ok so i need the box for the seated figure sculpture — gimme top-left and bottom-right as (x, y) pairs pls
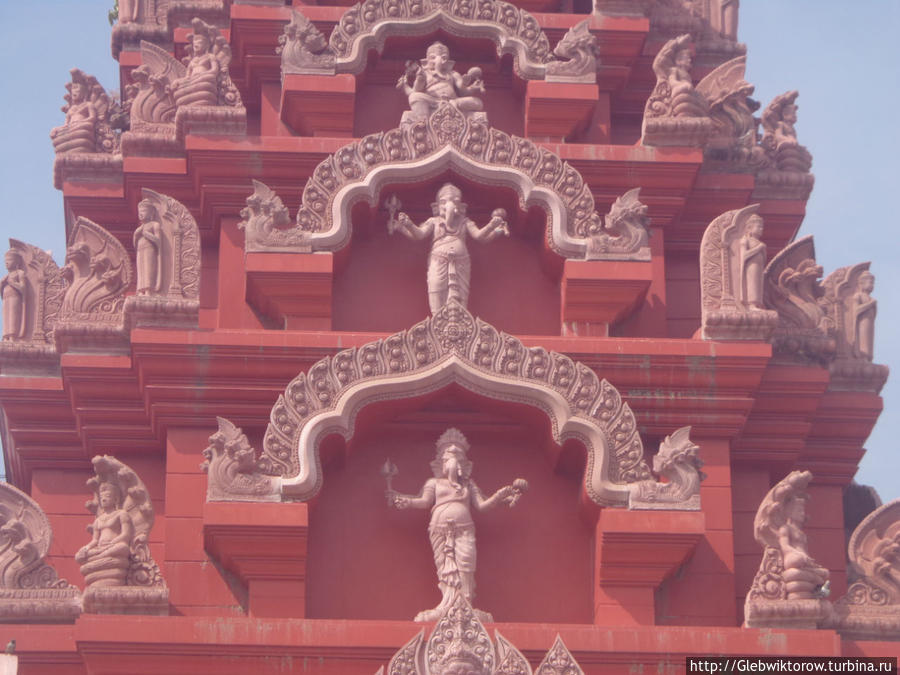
(397, 42), (485, 123)
(75, 482), (134, 588)
(387, 428), (527, 622)
(388, 183), (508, 313)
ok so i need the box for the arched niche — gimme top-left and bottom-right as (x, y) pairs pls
(328, 0), (553, 80)
(296, 104), (602, 259)
(260, 302), (651, 505)
(304, 384), (594, 623)
(331, 171), (560, 334)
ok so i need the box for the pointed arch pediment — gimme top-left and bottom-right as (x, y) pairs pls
(328, 0), (553, 79)
(293, 105), (611, 259)
(260, 303), (651, 506)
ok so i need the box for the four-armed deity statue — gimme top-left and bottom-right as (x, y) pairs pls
(387, 183), (509, 314)
(397, 42), (485, 123)
(385, 428), (528, 622)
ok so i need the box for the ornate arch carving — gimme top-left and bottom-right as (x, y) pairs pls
(291, 104), (626, 259)
(328, 0), (553, 79)
(259, 302), (651, 505)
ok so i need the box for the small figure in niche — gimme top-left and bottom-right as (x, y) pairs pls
(851, 271), (876, 361)
(387, 183), (508, 313)
(1, 250), (27, 341)
(386, 428), (528, 622)
(737, 213), (766, 311)
(397, 42), (485, 121)
(75, 482), (134, 588)
(134, 198), (163, 296)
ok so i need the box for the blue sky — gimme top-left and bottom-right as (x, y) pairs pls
(0, 1), (897, 501)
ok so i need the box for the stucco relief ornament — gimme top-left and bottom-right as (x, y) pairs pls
(755, 91), (814, 200)
(54, 218), (132, 353)
(76, 456), (168, 615)
(699, 204), (778, 340)
(629, 426), (705, 510)
(398, 42), (486, 126)
(124, 189), (201, 329)
(695, 56), (767, 170)
(259, 302), (651, 504)
(120, 41), (182, 157)
(168, 18), (247, 140)
(641, 35), (713, 147)
(386, 428), (528, 622)
(201, 417), (280, 502)
(377, 592), (585, 675)
(545, 20), (598, 84)
(289, 104), (624, 260)
(386, 184), (509, 313)
(328, 0), (552, 80)
(586, 188), (651, 260)
(0, 482), (81, 622)
(744, 470), (832, 629)
(238, 180), (305, 252)
(0, 241), (65, 375)
(50, 69), (124, 189)
(278, 10), (336, 76)
(831, 499), (900, 640)
(763, 236), (836, 365)
(819, 264), (888, 392)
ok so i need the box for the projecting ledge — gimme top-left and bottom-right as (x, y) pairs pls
(596, 508), (705, 587)
(203, 501), (308, 618)
(562, 259), (653, 334)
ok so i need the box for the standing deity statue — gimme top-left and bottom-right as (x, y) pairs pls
(1, 250), (27, 341)
(134, 198), (163, 296)
(736, 213), (766, 310)
(397, 42), (485, 122)
(117, 0), (140, 24)
(387, 183), (509, 313)
(386, 428), (527, 622)
(851, 271), (876, 361)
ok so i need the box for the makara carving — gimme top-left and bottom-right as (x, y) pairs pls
(0, 482), (81, 622)
(124, 189), (201, 328)
(586, 188), (651, 260)
(239, 180), (301, 252)
(386, 183), (509, 313)
(201, 417), (280, 502)
(280, 104), (639, 261)
(831, 499), (900, 640)
(259, 302), (651, 505)
(0, 241), (65, 374)
(75, 456), (168, 614)
(398, 42), (486, 126)
(50, 69), (124, 189)
(699, 204), (778, 340)
(744, 470), (832, 629)
(545, 19), (598, 84)
(629, 426), (704, 510)
(328, 0), (552, 80)
(385, 428), (527, 622)
(641, 34), (713, 147)
(378, 592), (585, 675)
(278, 10), (335, 76)
(819, 264), (887, 390)
(53, 218), (131, 352)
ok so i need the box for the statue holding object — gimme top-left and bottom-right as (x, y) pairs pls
(386, 183), (509, 314)
(385, 428), (528, 622)
(397, 42), (485, 124)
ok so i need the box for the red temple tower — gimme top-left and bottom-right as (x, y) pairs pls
(0, 0), (897, 672)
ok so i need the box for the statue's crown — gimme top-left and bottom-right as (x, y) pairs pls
(436, 427), (469, 452)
